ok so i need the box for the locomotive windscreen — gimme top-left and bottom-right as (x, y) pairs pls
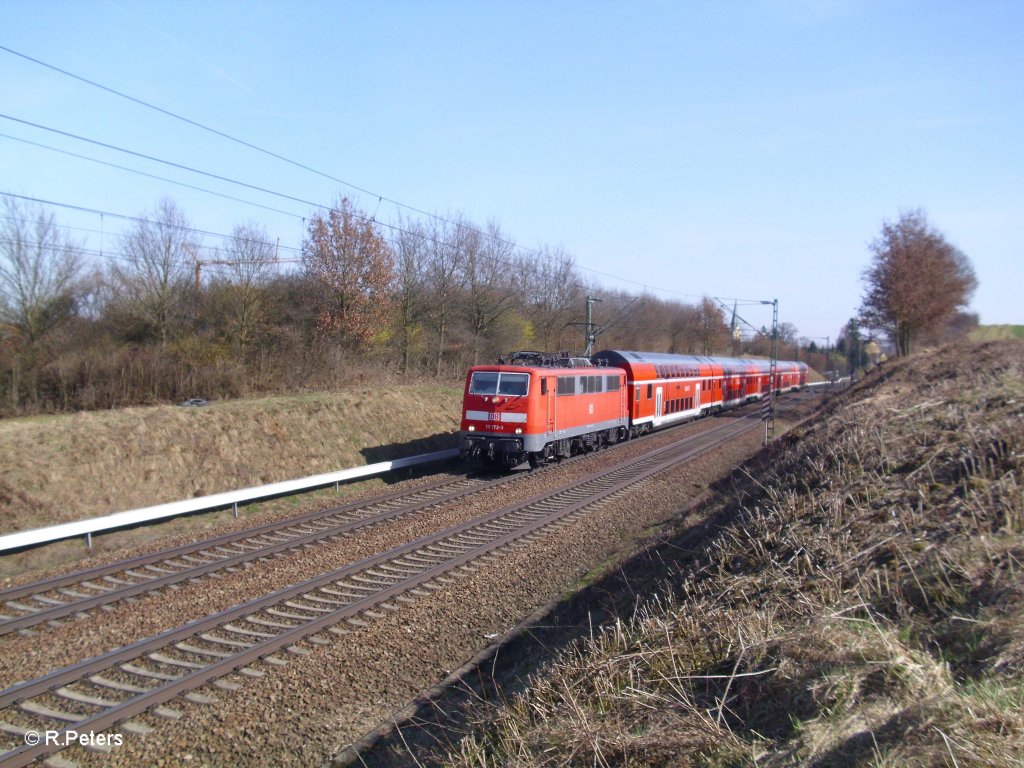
(469, 371), (530, 396)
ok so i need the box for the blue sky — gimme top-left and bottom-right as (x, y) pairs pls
(2, 0), (1021, 342)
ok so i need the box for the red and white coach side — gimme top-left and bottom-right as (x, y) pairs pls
(592, 350), (807, 433)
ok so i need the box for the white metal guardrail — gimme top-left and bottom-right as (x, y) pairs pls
(0, 448), (459, 554)
(806, 378), (848, 388)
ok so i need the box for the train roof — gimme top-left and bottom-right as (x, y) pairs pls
(592, 350), (806, 372)
(468, 362), (623, 374)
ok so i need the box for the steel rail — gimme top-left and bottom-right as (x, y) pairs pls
(0, 416), (758, 767)
(0, 473), (461, 603)
(0, 472), (517, 636)
(0, 403), (738, 635)
(0, 418), (743, 706)
(1, 392), (815, 636)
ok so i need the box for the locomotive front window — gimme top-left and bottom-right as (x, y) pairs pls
(497, 373), (529, 396)
(469, 372), (499, 395)
(469, 371), (530, 396)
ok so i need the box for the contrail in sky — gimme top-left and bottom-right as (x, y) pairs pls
(104, 0), (253, 93)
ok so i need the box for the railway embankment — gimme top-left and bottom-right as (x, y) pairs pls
(0, 384), (462, 579)
(424, 340), (1024, 767)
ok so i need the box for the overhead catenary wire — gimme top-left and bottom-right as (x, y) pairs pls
(0, 235), (300, 268)
(0, 44), (710, 303)
(0, 45), (544, 263)
(0, 131), (305, 221)
(0, 186), (506, 274)
(0, 191), (302, 258)
(3, 184), (748, 314)
(1, 137), (693, 300)
(0, 116), (522, 271)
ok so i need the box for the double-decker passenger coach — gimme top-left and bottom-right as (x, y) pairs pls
(593, 349), (808, 433)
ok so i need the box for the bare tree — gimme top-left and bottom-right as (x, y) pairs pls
(302, 198), (394, 350)
(423, 215), (468, 376)
(860, 209), (977, 356)
(520, 247), (584, 352)
(0, 198), (85, 410)
(390, 215), (432, 374)
(696, 296), (730, 355)
(0, 197), (83, 345)
(461, 220), (517, 365)
(220, 222), (276, 346)
(113, 197), (197, 346)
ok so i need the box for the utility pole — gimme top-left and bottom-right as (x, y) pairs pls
(191, 253), (238, 327)
(729, 301), (740, 356)
(583, 296), (602, 356)
(573, 295), (639, 358)
(826, 335), (831, 383)
(762, 299), (778, 443)
(806, 336), (830, 384)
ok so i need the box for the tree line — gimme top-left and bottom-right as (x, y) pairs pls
(0, 195), (977, 416)
(0, 195), (763, 415)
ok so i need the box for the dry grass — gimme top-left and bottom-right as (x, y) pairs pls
(0, 385), (461, 578)
(970, 325), (1024, 342)
(442, 340), (1024, 767)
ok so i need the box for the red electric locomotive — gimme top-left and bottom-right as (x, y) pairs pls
(459, 352), (629, 469)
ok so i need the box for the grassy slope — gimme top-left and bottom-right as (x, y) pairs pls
(445, 340), (1024, 767)
(971, 325), (1024, 341)
(0, 385), (462, 537)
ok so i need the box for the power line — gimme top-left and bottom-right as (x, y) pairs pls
(0, 113), (325, 215)
(0, 131), (304, 221)
(0, 238), (302, 275)
(0, 116), (518, 270)
(1, 191), (302, 255)
(0, 46), (390, 205)
(0, 44), (538, 261)
(3, 111), (640, 290)
(0, 44), (710, 303)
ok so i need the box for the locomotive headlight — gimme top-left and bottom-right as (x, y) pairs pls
(515, 427), (523, 434)
(468, 425), (475, 431)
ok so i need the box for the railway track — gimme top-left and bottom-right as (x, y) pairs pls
(0, 413), (760, 767)
(0, 392), (800, 637)
(0, 472), (519, 637)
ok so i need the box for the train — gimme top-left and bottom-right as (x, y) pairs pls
(459, 349), (808, 469)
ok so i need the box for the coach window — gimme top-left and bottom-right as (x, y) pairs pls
(647, 383), (653, 399)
